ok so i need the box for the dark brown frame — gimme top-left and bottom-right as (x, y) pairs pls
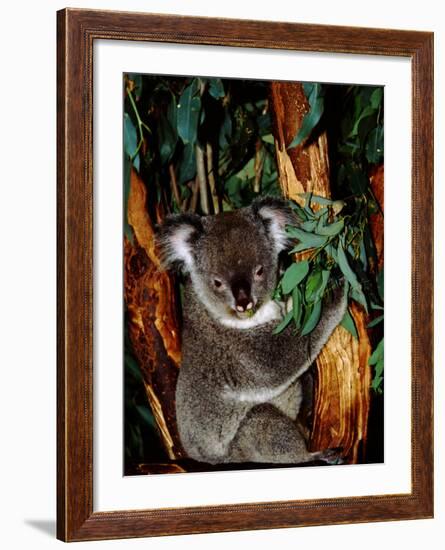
(57, 8), (434, 542)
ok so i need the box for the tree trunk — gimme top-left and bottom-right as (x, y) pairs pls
(270, 82), (372, 463)
(124, 168), (185, 461)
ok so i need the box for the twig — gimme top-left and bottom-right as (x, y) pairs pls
(206, 143), (220, 214)
(126, 86), (150, 159)
(168, 164), (183, 212)
(190, 176), (200, 213)
(195, 144), (210, 214)
(253, 138), (264, 193)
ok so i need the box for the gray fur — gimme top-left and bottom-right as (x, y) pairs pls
(156, 197), (347, 465)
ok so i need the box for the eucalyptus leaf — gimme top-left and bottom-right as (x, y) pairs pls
(301, 300), (322, 336)
(219, 109), (233, 149)
(273, 309), (293, 334)
(290, 202), (309, 221)
(371, 375), (383, 392)
(369, 338), (384, 366)
(281, 261), (309, 294)
(337, 240), (360, 289)
(123, 155), (133, 244)
(350, 286), (368, 312)
(316, 219), (345, 236)
(288, 85), (324, 149)
(301, 220), (318, 232)
(377, 267), (384, 301)
(315, 270), (331, 301)
(370, 87), (383, 109)
(367, 314), (384, 328)
(177, 142), (196, 184)
(292, 286), (302, 329)
(349, 105), (375, 137)
(340, 309), (358, 339)
(208, 78), (225, 99)
(124, 113), (138, 159)
(177, 79), (201, 145)
(365, 126), (384, 164)
(136, 405), (157, 429)
(300, 193), (334, 206)
(305, 270), (323, 303)
(286, 227), (328, 248)
(262, 133), (275, 145)
(157, 113), (177, 165)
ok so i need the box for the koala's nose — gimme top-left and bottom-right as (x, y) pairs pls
(231, 278), (253, 312)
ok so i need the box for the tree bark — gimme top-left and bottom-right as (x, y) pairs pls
(124, 168), (185, 460)
(270, 81), (372, 463)
(369, 164), (384, 271)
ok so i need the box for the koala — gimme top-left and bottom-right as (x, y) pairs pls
(156, 197), (347, 465)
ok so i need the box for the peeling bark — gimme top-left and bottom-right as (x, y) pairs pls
(125, 168), (184, 460)
(369, 164), (384, 271)
(270, 81), (372, 463)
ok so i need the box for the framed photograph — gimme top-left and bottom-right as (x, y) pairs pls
(57, 8), (433, 542)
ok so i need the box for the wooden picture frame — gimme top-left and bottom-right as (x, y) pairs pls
(57, 8), (434, 542)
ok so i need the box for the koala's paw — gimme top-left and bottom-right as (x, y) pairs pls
(315, 447), (344, 465)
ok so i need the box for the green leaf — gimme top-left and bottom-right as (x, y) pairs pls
(377, 267), (384, 301)
(123, 155), (134, 243)
(136, 404), (157, 430)
(290, 202), (309, 221)
(286, 226), (328, 249)
(337, 240), (368, 312)
(301, 220), (318, 232)
(349, 105), (375, 137)
(300, 193), (334, 206)
(315, 209), (329, 231)
(124, 113), (139, 169)
(371, 374), (383, 392)
(157, 113), (177, 165)
(261, 133), (275, 145)
(288, 84), (325, 149)
(337, 240), (360, 289)
(365, 126), (384, 164)
(301, 300), (322, 335)
(166, 92), (178, 130)
(350, 286), (368, 312)
(208, 78), (225, 99)
(125, 351), (142, 382)
(273, 309), (293, 334)
(292, 286), (303, 329)
(219, 109), (233, 149)
(367, 314), (384, 328)
(177, 79), (201, 145)
(235, 157), (255, 181)
(370, 87), (383, 109)
(305, 270), (322, 303)
(316, 219), (345, 236)
(341, 309), (358, 339)
(127, 74), (143, 97)
(369, 338), (384, 365)
(281, 261), (309, 294)
(177, 142), (196, 184)
(316, 270), (331, 301)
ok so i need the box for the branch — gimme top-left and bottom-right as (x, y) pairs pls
(168, 163), (183, 212)
(206, 143), (220, 213)
(195, 144), (210, 214)
(190, 176), (200, 213)
(253, 138), (264, 193)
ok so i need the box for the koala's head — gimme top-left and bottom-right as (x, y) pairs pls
(156, 197), (296, 322)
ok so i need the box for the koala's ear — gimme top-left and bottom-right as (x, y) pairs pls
(251, 196), (297, 253)
(155, 213), (204, 272)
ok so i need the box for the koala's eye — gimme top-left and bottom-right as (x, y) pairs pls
(214, 278), (222, 288)
(255, 266), (264, 278)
